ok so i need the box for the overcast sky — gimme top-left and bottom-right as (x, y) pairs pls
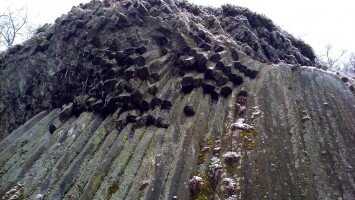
(1, 0), (354, 59)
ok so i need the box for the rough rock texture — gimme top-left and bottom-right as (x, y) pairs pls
(0, 0), (354, 199)
(0, 0), (317, 140)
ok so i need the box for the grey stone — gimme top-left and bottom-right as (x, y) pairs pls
(137, 3), (148, 16)
(59, 103), (73, 122)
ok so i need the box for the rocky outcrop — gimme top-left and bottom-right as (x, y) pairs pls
(0, 0), (316, 140)
(0, 62), (354, 200)
(0, 0), (354, 199)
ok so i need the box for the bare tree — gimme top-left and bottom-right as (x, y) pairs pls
(318, 44), (347, 70)
(343, 53), (355, 75)
(0, 7), (29, 48)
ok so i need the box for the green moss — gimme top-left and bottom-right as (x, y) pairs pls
(240, 129), (257, 150)
(92, 132), (104, 145)
(226, 165), (237, 174)
(19, 148), (27, 155)
(18, 187), (25, 200)
(84, 172), (105, 199)
(197, 153), (206, 165)
(92, 173), (105, 189)
(138, 190), (145, 199)
(107, 180), (119, 199)
(206, 138), (213, 148)
(191, 172), (213, 200)
(194, 194), (208, 200)
(291, 72), (297, 82)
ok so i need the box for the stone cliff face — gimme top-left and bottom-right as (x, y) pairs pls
(0, 0), (354, 199)
(0, 0), (317, 140)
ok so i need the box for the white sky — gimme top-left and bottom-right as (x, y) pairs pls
(1, 0), (354, 58)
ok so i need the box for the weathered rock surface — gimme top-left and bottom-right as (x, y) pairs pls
(0, 0), (354, 199)
(0, 0), (317, 139)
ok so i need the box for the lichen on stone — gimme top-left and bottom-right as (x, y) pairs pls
(189, 173), (213, 200)
(106, 180), (119, 199)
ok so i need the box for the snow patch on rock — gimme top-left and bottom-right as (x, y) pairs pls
(251, 106), (262, 119)
(231, 118), (254, 130)
(36, 194), (44, 200)
(223, 151), (241, 164)
(189, 176), (203, 183)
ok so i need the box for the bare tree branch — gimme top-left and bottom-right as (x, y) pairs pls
(343, 53), (355, 75)
(0, 7), (30, 48)
(318, 44), (347, 70)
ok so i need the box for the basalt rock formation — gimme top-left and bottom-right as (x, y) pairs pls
(0, 0), (354, 199)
